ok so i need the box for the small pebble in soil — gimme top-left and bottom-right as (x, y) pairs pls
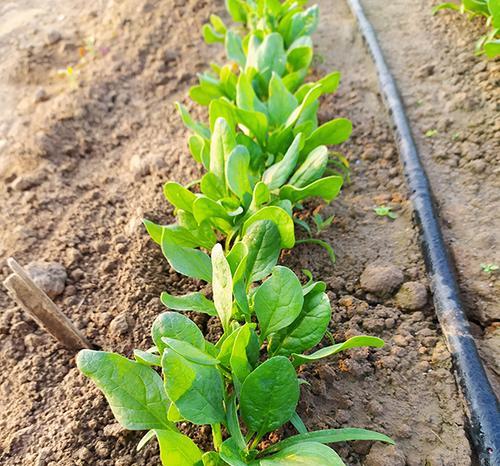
(45, 30), (62, 45)
(364, 444), (406, 466)
(34, 88), (49, 103)
(26, 261), (67, 299)
(103, 422), (124, 437)
(109, 313), (130, 336)
(70, 268), (84, 281)
(395, 281), (427, 311)
(360, 263), (404, 297)
(416, 64), (435, 78)
(10, 173), (44, 191)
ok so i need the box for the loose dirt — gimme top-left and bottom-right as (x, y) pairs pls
(0, 0), (495, 464)
(360, 0), (500, 394)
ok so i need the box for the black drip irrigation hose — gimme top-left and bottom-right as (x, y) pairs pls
(345, 0), (500, 464)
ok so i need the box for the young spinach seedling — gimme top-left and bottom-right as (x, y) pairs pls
(374, 205), (397, 220)
(481, 263), (499, 275)
(313, 213), (335, 234)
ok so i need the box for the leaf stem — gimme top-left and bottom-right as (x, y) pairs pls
(295, 238), (336, 264)
(248, 432), (263, 452)
(212, 423), (223, 451)
(225, 228), (236, 254)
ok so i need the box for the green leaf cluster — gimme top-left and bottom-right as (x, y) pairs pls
(77, 2), (394, 464)
(77, 222), (391, 465)
(433, 0), (500, 57)
(146, 0), (353, 261)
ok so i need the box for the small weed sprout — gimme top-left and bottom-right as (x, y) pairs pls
(481, 263), (499, 275)
(374, 205), (397, 220)
(314, 213), (335, 234)
(425, 129), (438, 137)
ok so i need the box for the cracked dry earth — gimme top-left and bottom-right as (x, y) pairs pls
(0, 0), (496, 465)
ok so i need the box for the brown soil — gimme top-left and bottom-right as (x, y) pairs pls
(0, 0), (496, 465)
(361, 0), (500, 396)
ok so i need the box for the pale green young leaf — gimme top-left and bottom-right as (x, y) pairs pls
(160, 291), (217, 316)
(279, 175), (343, 203)
(133, 349), (161, 367)
(234, 106), (268, 145)
(202, 24), (224, 44)
(225, 30), (246, 67)
(161, 233), (212, 282)
(243, 206), (295, 249)
(259, 442), (345, 465)
(248, 181), (270, 213)
(226, 241), (247, 275)
(484, 39), (500, 58)
(251, 209), (292, 245)
(153, 223), (210, 249)
(202, 451), (226, 466)
(151, 311), (205, 353)
(220, 438), (248, 466)
(210, 14), (226, 34)
(209, 98), (238, 132)
(268, 72), (298, 127)
(233, 252), (250, 317)
(236, 72), (267, 114)
(193, 196), (233, 233)
(200, 172), (226, 200)
(217, 325), (242, 367)
(167, 403), (183, 422)
(212, 243), (233, 331)
(176, 102), (210, 139)
(225, 0), (247, 23)
(230, 323), (259, 387)
(301, 118), (352, 155)
(283, 68), (308, 93)
(318, 70), (341, 93)
(262, 133), (303, 190)
(163, 182), (197, 213)
(210, 117), (237, 186)
(143, 218), (164, 245)
(288, 145), (328, 188)
(286, 36), (313, 72)
(246, 32), (286, 84)
(226, 145), (252, 199)
(162, 337), (220, 366)
(154, 429), (203, 466)
(285, 84), (322, 128)
(261, 428), (394, 456)
(294, 71), (341, 103)
(188, 134), (205, 164)
(292, 335), (385, 366)
(226, 395), (246, 451)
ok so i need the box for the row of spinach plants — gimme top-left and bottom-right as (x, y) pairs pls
(77, 1), (393, 464)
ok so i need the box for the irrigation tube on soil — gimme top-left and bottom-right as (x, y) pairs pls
(345, 0), (500, 464)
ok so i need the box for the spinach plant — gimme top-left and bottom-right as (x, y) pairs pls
(148, 0), (352, 262)
(78, 222), (392, 465)
(77, 1), (396, 464)
(144, 116), (345, 262)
